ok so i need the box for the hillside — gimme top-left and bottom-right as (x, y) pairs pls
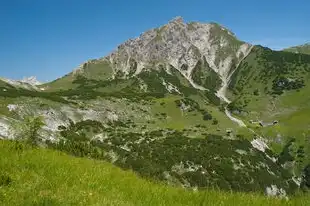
(0, 17), (310, 197)
(283, 44), (310, 55)
(0, 140), (309, 206)
(228, 46), (310, 173)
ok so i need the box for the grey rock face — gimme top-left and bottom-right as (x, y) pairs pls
(104, 17), (252, 89)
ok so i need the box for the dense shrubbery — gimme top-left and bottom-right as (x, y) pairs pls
(0, 173), (12, 187)
(229, 46), (310, 98)
(191, 59), (222, 90)
(137, 67), (199, 97)
(55, 86), (164, 102)
(272, 76), (305, 95)
(301, 164), (310, 190)
(58, 119), (105, 142)
(0, 87), (70, 104)
(202, 90), (221, 106)
(175, 98), (214, 120)
(0, 73), (167, 105)
(47, 120), (298, 194)
(227, 101), (244, 113)
(203, 112), (212, 121)
(277, 139), (295, 165)
(49, 140), (104, 159)
(137, 71), (167, 94)
(0, 65), (221, 109)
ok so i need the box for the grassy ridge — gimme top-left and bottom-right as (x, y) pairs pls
(0, 140), (309, 206)
(283, 44), (310, 55)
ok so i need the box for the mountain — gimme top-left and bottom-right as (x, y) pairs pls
(20, 76), (42, 85)
(43, 17), (252, 92)
(283, 43), (310, 55)
(105, 17), (251, 89)
(0, 76), (42, 91)
(0, 17), (309, 197)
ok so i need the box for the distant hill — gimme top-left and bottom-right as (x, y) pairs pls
(283, 43), (310, 55)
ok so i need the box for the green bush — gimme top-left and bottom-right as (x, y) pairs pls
(48, 124), (297, 194)
(0, 173), (12, 187)
(12, 116), (45, 146)
(212, 119), (219, 125)
(203, 112), (213, 121)
(253, 89), (259, 96)
(301, 164), (310, 190)
(272, 76), (305, 95)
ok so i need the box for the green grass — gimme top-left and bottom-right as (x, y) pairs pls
(0, 97), (13, 117)
(149, 95), (237, 135)
(80, 60), (113, 81)
(0, 79), (8, 87)
(229, 80), (310, 164)
(151, 95), (196, 130)
(41, 73), (78, 92)
(41, 60), (113, 92)
(0, 140), (309, 206)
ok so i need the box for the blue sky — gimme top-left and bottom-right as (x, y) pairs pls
(0, 0), (309, 81)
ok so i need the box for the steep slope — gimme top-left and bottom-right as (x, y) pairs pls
(29, 17), (253, 138)
(41, 60), (114, 91)
(20, 76), (42, 85)
(0, 79), (7, 87)
(2, 140), (309, 206)
(38, 17), (253, 131)
(105, 17), (251, 90)
(228, 45), (310, 174)
(43, 17), (251, 93)
(283, 43), (310, 55)
(49, 123), (300, 195)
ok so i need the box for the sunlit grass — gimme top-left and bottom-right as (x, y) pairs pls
(0, 140), (309, 206)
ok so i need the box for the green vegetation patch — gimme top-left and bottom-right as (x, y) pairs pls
(2, 140), (308, 205)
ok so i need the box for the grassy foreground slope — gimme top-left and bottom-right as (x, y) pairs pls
(0, 140), (309, 206)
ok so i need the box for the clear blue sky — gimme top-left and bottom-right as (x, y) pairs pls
(0, 0), (309, 81)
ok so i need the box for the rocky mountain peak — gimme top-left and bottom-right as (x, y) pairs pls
(0, 76), (42, 91)
(104, 17), (252, 90)
(20, 76), (42, 86)
(0, 76), (41, 86)
(168, 16), (185, 25)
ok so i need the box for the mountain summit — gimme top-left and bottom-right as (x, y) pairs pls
(105, 17), (252, 91)
(0, 76), (42, 90)
(20, 76), (42, 85)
